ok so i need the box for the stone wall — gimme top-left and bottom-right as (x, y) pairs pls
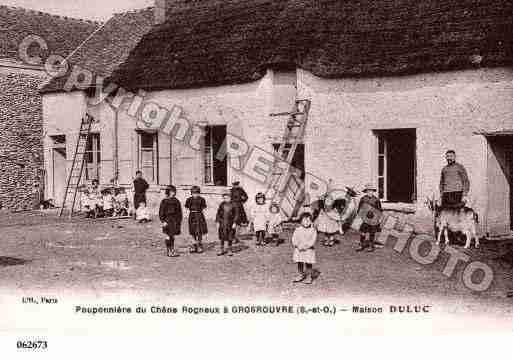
(0, 66), (46, 211)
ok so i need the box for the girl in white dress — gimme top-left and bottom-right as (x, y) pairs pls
(251, 192), (269, 246)
(268, 203), (285, 246)
(315, 194), (340, 247)
(292, 212), (318, 284)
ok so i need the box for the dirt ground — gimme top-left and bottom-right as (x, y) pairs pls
(1, 210), (512, 314)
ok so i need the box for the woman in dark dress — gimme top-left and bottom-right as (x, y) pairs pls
(133, 170), (149, 213)
(159, 185), (182, 257)
(185, 186), (208, 254)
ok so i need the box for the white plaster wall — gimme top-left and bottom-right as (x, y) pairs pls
(297, 67), (513, 230)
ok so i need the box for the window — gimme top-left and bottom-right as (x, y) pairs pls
(139, 132), (158, 183)
(374, 129), (416, 203)
(50, 135), (66, 157)
(85, 133), (100, 181)
(204, 125), (227, 186)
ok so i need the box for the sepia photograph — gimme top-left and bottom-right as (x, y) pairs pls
(0, 0), (512, 356)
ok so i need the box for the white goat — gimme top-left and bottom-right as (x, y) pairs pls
(425, 197), (479, 249)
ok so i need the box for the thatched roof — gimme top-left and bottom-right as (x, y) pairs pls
(41, 7), (155, 93)
(0, 6), (99, 61)
(110, 0), (513, 91)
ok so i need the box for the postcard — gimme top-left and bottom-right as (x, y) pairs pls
(0, 0), (512, 357)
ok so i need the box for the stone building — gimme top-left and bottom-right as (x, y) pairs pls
(0, 6), (98, 211)
(41, 0), (513, 236)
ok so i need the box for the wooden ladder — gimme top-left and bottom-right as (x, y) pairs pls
(59, 114), (93, 218)
(266, 99), (311, 219)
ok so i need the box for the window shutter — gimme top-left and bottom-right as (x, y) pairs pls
(158, 132), (171, 186)
(172, 137), (202, 186)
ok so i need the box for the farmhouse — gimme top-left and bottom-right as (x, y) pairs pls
(40, 0), (513, 236)
(0, 6), (98, 211)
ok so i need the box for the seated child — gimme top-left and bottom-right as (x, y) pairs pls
(251, 192), (269, 246)
(88, 187), (102, 218)
(136, 202), (151, 223)
(268, 203), (285, 246)
(102, 189), (114, 217)
(80, 189), (94, 218)
(292, 212), (318, 285)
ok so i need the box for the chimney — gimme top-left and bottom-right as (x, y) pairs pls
(154, 0), (167, 25)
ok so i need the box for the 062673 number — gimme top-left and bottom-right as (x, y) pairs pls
(17, 340), (48, 350)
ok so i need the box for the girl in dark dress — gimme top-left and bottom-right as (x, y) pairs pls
(185, 186), (208, 254)
(159, 185), (182, 257)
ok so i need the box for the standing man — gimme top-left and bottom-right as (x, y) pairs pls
(439, 150), (470, 209)
(133, 170), (149, 213)
(230, 181), (249, 226)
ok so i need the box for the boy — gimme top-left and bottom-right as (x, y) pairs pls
(356, 183), (382, 252)
(215, 191), (237, 256)
(292, 212), (318, 285)
(185, 186), (208, 254)
(159, 185), (183, 257)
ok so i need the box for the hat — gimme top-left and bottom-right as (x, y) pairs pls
(190, 185), (201, 194)
(345, 186), (358, 197)
(363, 183), (377, 192)
(269, 203), (280, 212)
(232, 181), (240, 186)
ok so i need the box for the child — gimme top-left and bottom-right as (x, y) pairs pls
(88, 185), (102, 218)
(185, 185), (208, 254)
(159, 185), (183, 257)
(315, 194), (340, 247)
(268, 203), (285, 246)
(114, 188), (129, 217)
(356, 183), (382, 252)
(102, 188), (114, 217)
(292, 212), (318, 284)
(80, 188), (93, 218)
(215, 191), (237, 256)
(251, 192), (268, 246)
(136, 202), (151, 223)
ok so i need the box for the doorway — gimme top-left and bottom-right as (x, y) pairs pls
(52, 148), (67, 205)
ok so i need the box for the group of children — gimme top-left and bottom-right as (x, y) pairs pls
(81, 184), (130, 219)
(291, 183), (382, 284)
(156, 181), (384, 285)
(158, 185), (287, 258)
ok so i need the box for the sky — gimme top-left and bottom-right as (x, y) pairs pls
(0, 0), (153, 20)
